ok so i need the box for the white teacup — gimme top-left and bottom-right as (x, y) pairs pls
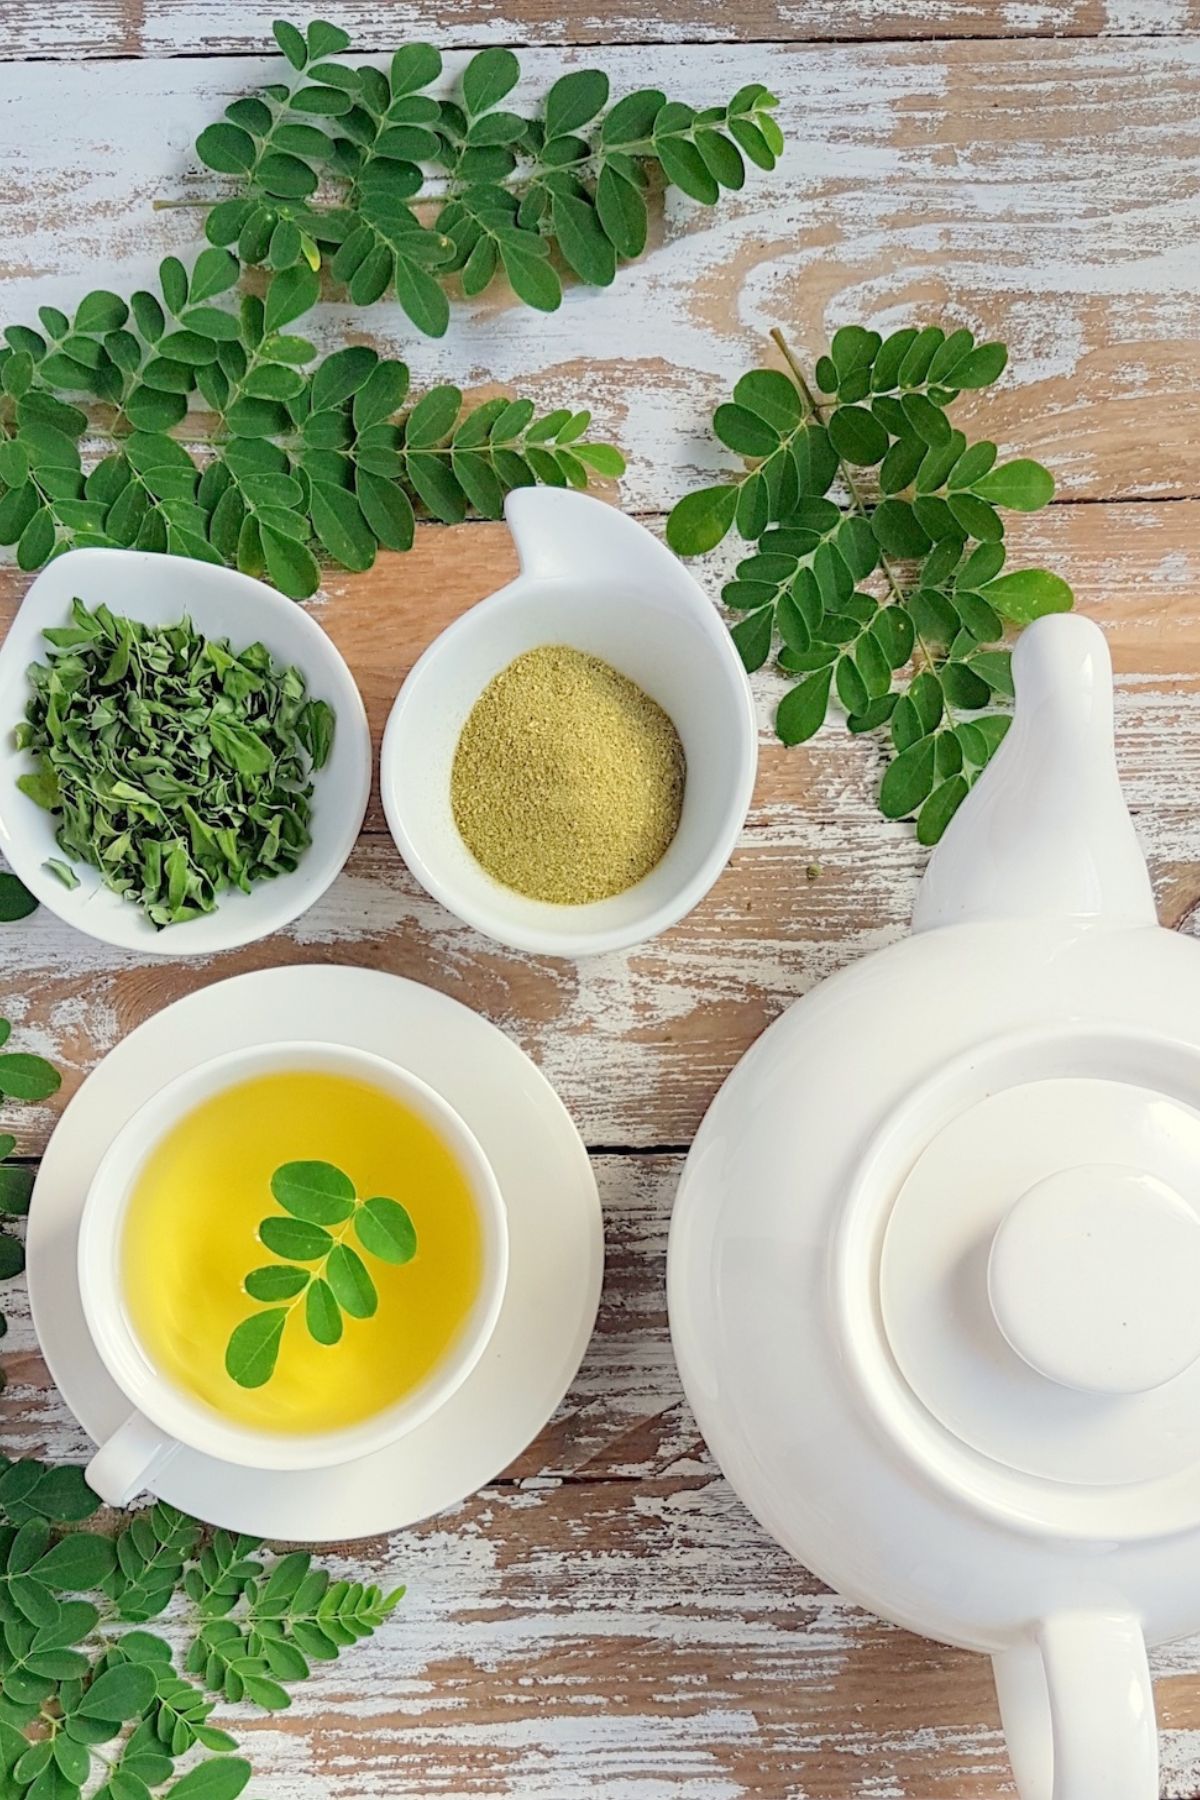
(78, 1041), (509, 1505)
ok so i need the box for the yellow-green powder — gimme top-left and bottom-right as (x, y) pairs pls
(451, 645), (685, 905)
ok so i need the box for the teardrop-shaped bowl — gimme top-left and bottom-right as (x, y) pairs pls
(381, 491), (757, 957)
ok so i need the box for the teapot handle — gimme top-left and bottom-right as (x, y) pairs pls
(992, 1610), (1157, 1800)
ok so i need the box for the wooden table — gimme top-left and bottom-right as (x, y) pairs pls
(2, 2), (1200, 1794)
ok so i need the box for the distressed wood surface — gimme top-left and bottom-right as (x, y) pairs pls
(2, 39), (1200, 508)
(3, 500), (1200, 1160)
(2, 11), (1200, 1799)
(6, 1157), (1200, 1798)
(2, 0), (1198, 60)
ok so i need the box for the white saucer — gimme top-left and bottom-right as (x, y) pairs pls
(27, 964), (603, 1540)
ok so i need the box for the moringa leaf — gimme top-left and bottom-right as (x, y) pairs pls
(325, 1243), (377, 1319)
(308, 482), (376, 571)
(0, 1167), (33, 1216)
(244, 1264), (310, 1301)
(462, 48), (520, 117)
(196, 124), (257, 175)
(0, 1054), (60, 1102)
(879, 736), (937, 820)
(74, 1659), (156, 1720)
(264, 266), (320, 334)
(261, 526), (320, 599)
(34, 1532), (116, 1591)
(498, 237), (562, 312)
(979, 567), (1073, 624)
(258, 1216), (332, 1262)
(545, 69), (609, 138)
(305, 1279), (342, 1345)
(0, 875), (37, 921)
(165, 1758), (253, 1800)
(971, 458), (1054, 511)
(917, 774), (969, 846)
(224, 1310), (287, 1388)
(665, 484), (738, 555)
(776, 667), (832, 746)
(353, 1196), (417, 1265)
(270, 1161), (355, 1225)
(828, 405), (888, 466)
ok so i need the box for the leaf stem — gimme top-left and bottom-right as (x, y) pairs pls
(277, 1205), (358, 1328)
(769, 327), (905, 607)
(163, 118), (706, 221)
(769, 325), (954, 717)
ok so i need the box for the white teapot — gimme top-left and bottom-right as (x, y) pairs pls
(668, 613), (1200, 1799)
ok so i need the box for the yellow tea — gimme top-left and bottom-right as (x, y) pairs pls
(121, 1068), (484, 1434)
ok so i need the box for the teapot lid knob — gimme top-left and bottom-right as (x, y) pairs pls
(987, 1166), (1200, 1395)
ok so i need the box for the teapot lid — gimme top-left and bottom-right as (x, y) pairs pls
(844, 617), (1200, 1514)
(865, 1036), (1200, 1494)
(670, 974), (1200, 1659)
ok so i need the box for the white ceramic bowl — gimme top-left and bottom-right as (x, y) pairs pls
(79, 1038), (509, 1500)
(381, 490), (758, 957)
(0, 547), (370, 955)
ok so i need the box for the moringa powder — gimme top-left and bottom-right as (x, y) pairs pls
(450, 644), (685, 905)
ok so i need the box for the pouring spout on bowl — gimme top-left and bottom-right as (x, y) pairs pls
(505, 488), (726, 635)
(912, 614), (1156, 934)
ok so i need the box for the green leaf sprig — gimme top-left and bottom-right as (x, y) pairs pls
(226, 1160), (417, 1388)
(195, 23), (783, 324)
(15, 599), (336, 925)
(0, 267), (626, 597)
(666, 322), (1073, 842)
(0, 19), (782, 596)
(184, 1548), (400, 1707)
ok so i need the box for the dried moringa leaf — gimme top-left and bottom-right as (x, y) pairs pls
(14, 598), (336, 927)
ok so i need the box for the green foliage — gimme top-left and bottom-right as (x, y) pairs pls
(226, 1161), (417, 1386)
(0, 16), (785, 595)
(181, 1533), (263, 1623)
(196, 23), (783, 324)
(106, 1506), (202, 1623)
(0, 878), (36, 923)
(184, 1550), (403, 1705)
(666, 323), (1073, 840)
(0, 1039), (59, 1105)
(0, 1511), (402, 1797)
(0, 1461), (98, 1528)
(16, 599), (336, 924)
(0, 274), (624, 596)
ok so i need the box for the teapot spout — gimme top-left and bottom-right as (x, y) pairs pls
(912, 614), (1156, 933)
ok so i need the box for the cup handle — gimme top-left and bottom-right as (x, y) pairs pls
(85, 1411), (180, 1507)
(993, 1610), (1158, 1800)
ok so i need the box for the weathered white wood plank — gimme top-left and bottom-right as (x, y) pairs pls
(2, 23), (1199, 1799)
(4, 1155), (1200, 1798)
(0, 0), (1196, 61)
(3, 499), (1199, 1157)
(0, 39), (1197, 507)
